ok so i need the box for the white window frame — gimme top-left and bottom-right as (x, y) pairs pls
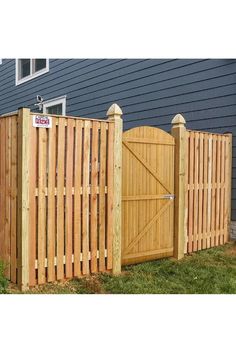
(43, 96), (67, 116)
(15, 59), (49, 86)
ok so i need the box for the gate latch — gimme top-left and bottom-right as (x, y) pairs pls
(162, 194), (175, 200)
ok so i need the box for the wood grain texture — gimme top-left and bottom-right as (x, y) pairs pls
(122, 126), (174, 265)
(90, 121), (99, 273)
(82, 121), (90, 275)
(28, 122), (37, 286)
(56, 118), (65, 280)
(10, 117), (18, 283)
(98, 122), (106, 272)
(47, 119), (56, 282)
(171, 115), (187, 259)
(106, 123), (115, 270)
(107, 105), (123, 274)
(65, 119), (74, 278)
(37, 127), (47, 285)
(73, 120), (83, 277)
(17, 109), (30, 290)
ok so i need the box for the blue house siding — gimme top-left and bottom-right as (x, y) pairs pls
(0, 58), (236, 218)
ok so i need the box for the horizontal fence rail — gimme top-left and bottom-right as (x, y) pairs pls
(185, 130), (232, 253)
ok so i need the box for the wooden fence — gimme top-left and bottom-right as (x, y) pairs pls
(0, 106), (232, 290)
(185, 130), (232, 253)
(0, 105), (123, 290)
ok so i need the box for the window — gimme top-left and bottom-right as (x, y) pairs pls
(43, 96), (66, 116)
(16, 59), (49, 85)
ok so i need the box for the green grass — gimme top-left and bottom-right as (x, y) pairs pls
(4, 242), (236, 294)
(0, 262), (9, 294)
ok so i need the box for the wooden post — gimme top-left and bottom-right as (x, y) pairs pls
(17, 108), (31, 290)
(171, 114), (187, 259)
(107, 103), (123, 274)
(225, 133), (232, 241)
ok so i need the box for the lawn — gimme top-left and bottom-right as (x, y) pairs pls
(2, 242), (236, 294)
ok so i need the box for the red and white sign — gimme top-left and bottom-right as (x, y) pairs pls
(32, 115), (52, 128)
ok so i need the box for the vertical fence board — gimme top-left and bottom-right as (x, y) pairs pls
(225, 134), (232, 243)
(56, 118), (65, 280)
(82, 121), (90, 275)
(29, 125), (37, 286)
(90, 121), (99, 273)
(210, 136), (216, 247)
(193, 132), (199, 251)
(0, 120), (6, 270)
(197, 133), (203, 250)
(47, 120), (56, 282)
(219, 137), (225, 245)
(99, 122), (107, 272)
(107, 123), (115, 269)
(215, 135), (221, 246)
(74, 120), (83, 277)
(65, 119), (74, 278)
(5, 118), (11, 278)
(202, 134), (208, 249)
(38, 128), (47, 284)
(188, 132), (194, 253)
(10, 117), (17, 283)
(207, 137), (212, 248)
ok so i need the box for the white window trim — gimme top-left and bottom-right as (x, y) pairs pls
(15, 59), (49, 86)
(43, 95), (67, 116)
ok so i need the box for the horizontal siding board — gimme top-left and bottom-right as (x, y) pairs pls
(67, 71), (236, 112)
(73, 87), (236, 117)
(124, 106), (236, 129)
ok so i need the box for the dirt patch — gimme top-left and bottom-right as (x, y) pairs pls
(225, 241), (236, 256)
(82, 275), (105, 294)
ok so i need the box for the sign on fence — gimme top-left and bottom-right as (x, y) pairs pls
(32, 115), (52, 128)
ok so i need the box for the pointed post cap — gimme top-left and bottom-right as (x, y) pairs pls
(171, 113), (186, 125)
(106, 103), (123, 117)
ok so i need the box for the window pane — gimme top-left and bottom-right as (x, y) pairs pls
(19, 59), (30, 79)
(46, 104), (63, 115)
(34, 59), (47, 72)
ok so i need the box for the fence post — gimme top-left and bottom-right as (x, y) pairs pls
(107, 103), (123, 274)
(225, 133), (232, 241)
(17, 107), (31, 290)
(171, 114), (187, 260)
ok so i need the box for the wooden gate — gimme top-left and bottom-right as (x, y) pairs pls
(122, 126), (175, 265)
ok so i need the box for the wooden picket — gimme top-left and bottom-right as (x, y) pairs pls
(185, 130), (232, 253)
